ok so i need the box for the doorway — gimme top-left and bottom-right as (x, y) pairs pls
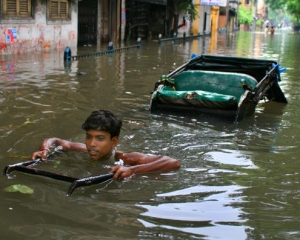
(78, 0), (98, 46)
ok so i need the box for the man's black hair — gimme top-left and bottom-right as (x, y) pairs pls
(82, 110), (122, 138)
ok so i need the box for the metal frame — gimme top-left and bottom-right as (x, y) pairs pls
(3, 158), (114, 196)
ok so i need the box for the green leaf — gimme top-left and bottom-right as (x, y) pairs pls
(179, 2), (198, 21)
(238, 6), (253, 25)
(4, 184), (34, 194)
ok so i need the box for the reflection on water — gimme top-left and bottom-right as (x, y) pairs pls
(205, 149), (257, 168)
(1, 30), (300, 239)
(138, 185), (248, 239)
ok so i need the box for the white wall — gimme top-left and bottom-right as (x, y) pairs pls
(177, 11), (191, 37)
(0, 1), (78, 55)
(198, 5), (211, 34)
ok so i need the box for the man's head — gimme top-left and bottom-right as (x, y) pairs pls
(82, 110), (122, 161)
(82, 110), (122, 139)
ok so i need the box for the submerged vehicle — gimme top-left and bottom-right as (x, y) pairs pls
(149, 54), (287, 122)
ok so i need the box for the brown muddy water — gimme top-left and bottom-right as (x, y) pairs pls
(1, 29), (300, 239)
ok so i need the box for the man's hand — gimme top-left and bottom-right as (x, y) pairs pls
(110, 165), (135, 179)
(30, 150), (48, 160)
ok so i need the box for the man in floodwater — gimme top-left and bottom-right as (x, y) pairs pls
(31, 110), (180, 179)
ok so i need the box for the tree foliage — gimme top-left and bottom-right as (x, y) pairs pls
(256, 19), (264, 26)
(287, 0), (300, 22)
(238, 6), (253, 25)
(264, 0), (286, 10)
(178, 1), (198, 22)
(166, 0), (198, 36)
(265, 0), (300, 24)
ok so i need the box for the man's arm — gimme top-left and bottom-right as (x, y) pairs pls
(111, 151), (180, 179)
(30, 137), (86, 160)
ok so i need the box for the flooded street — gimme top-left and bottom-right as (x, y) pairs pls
(1, 30), (300, 239)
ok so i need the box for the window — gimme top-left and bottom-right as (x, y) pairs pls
(49, 0), (69, 19)
(219, 7), (226, 16)
(3, 0), (31, 17)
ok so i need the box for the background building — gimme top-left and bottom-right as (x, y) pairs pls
(0, 0), (242, 55)
(0, 0), (78, 55)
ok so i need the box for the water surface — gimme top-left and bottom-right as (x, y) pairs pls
(1, 29), (299, 239)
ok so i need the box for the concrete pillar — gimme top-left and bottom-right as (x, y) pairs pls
(120, 0), (126, 42)
(209, 31), (218, 53)
(192, 0), (201, 35)
(211, 6), (219, 32)
(97, 0), (102, 48)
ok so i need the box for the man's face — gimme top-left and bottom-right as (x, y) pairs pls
(85, 129), (118, 161)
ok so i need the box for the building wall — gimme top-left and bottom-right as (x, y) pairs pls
(192, 0), (201, 35)
(257, 0), (267, 20)
(177, 11), (191, 37)
(0, 0), (78, 55)
(218, 15), (227, 29)
(199, 5), (212, 33)
(192, 1), (212, 35)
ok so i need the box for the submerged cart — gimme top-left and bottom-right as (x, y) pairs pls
(150, 54), (288, 122)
